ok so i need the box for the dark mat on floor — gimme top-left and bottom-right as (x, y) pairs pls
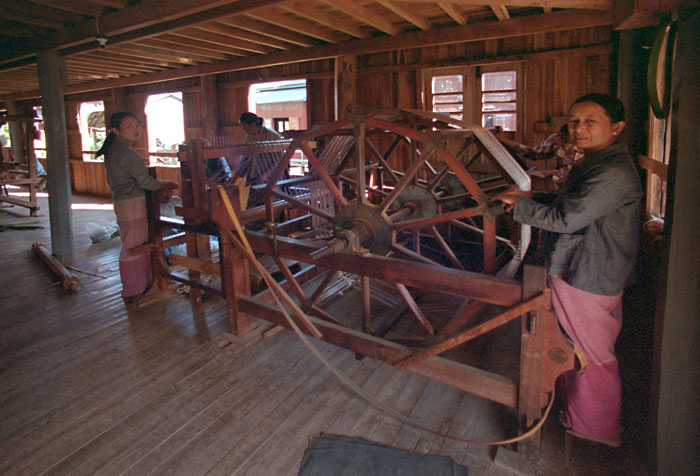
(298, 433), (469, 476)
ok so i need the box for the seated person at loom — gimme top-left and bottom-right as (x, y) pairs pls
(205, 156), (232, 188)
(495, 124), (584, 191)
(234, 112), (284, 184)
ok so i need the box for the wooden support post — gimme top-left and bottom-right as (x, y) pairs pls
(362, 276), (371, 334)
(37, 51), (73, 261)
(518, 264), (547, 460)
(212, 186), (250, 336)
(183, 139), (208, 303)
(335, 55), (356, 120)
(6, 102), (23, 165)
(25, 112), (38, 216)
(483, 218), (497, 274)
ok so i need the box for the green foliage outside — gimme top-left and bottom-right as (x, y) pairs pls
(0, 123), (10, 147)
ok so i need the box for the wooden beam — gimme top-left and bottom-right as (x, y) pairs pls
(0, 1), (85, 24)
(157, 33), (250, 57)
(168, 252), (221, 276)
(220, 16), (316, 47)
(437, 3), (468, 25)
(389, 0), (612, 7)
(377, 1), (432, 30)
(0, 20), (48, 38)
(638, 153), (668, 182)
(0, 194), (37, 208)
(283, 1), (370, 38)
(0, 8), (65, 30)
(31, 242), (80, 291)
(321, 0), (400, 35)
(135, 38), (234, 61)
(110, 44), (201, 65)
(249, 8), (347, 43)
(613, 0), (665, 30)
(71, 55), (162, 73)
(177, 27), (277, 54)
(357, 43), (614, 73)
(90, 0), (130, 8)
(245, 230), (523, 306)
(0, 10), (613, 101)
(491, 4), (511, 21)
(30, 0), (106, 17)
(0, 0), (294, 65)
(238, 295), (518, 408)
(83, 50), (182, 69)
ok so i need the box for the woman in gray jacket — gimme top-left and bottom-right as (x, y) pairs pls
(495, 93), (642, 447)
(96, 112), (178, 301)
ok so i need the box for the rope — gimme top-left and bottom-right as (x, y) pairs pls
(218, 186), (554, 446)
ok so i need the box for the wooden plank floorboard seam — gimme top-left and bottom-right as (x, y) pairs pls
(1, 339), (227, 475)
(226, 357), (383, 476)
(63, 335), (291, 476)
(113, 336), (342, 476)
(220, 346), (367, 476)
(0, 306), (216, 444)
(47, 335), (277, 476)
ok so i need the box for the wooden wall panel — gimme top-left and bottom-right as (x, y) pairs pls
(183, 90), (203, 140)
(124, 77), (201, 96)
(216, 86), (249, 128)
(61, 25), (613, 198)
(64, 102), (83, 160)
(69, 159), (181, 198)
(155, 166), (181, 186)
(126, 95), (148, 157)
(308, 78), (334, 125)
(70, 159), (111, 197)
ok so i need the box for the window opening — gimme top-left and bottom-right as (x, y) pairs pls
(481, 71), (517, 131)
(431, 74), (464, 120)
(273, 117), (291, 133)
(78, 101), (105, 161)
(249, 79), (308, 176)
(145, 92), (184, 166)
(32, 106), (45, 159)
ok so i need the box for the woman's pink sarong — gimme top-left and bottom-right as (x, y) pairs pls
(549, 276), (623, 441)
(114, 198), (152, 297)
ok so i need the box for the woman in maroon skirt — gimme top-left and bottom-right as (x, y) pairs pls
(96, 112), (178, 301)
(495, 93), (643, 447)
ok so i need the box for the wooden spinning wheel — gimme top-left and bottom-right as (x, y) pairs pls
(160, 107), (573, 458)
(261, 106), (531, 280)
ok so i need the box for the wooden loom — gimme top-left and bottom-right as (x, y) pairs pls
(145, 107), (574, 459)
(0, 114), (42, 216)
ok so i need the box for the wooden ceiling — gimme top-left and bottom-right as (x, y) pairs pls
(0, 1), (614, 100)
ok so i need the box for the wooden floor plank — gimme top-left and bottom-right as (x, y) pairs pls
(366, 373), (431, 446)
(222, 351), (376, 476)
(201, 344), (357, 476)
(0, 304), (218, 452)
(3, 336), (225, 475)
(101, 332), (318, 476)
